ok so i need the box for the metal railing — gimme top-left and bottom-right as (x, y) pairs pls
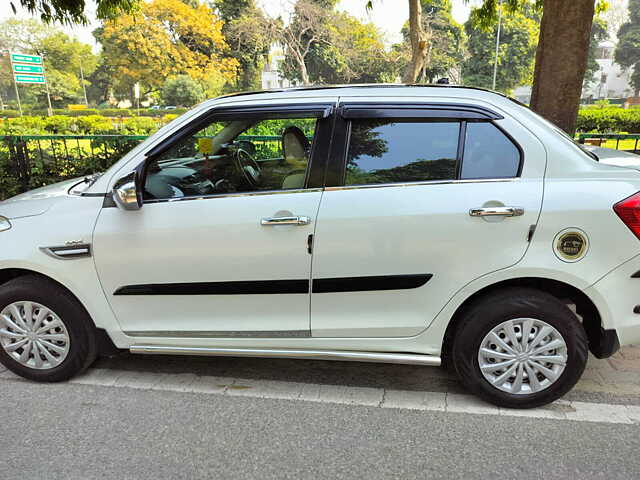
(577, 133), (640, 152)
(0, 134), (282, 200)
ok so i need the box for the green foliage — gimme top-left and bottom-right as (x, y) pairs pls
(0, 114), (164, 135)
(160, 75), (206, 107)
(11, 0), (139, 25)
(576, 108), (640, 132)
(0, 19), (99, 107)
(615, 0), (640, 94)
(215, 0), (274, 91)
(463, 6), (539, 93)
(280, 0), (396, 85)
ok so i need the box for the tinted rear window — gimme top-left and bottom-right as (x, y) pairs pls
(461, 122), (521, 179)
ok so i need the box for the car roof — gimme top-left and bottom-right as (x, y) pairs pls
(212, 83), (520, 106)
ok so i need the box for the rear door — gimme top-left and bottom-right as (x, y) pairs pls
(310, 99), (546, 337)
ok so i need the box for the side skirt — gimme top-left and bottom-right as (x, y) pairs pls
(129, 345), (441, 366)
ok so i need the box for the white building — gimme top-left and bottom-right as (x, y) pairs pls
(582, 40), (634, 100)
(261, 46), (297, 90)
(511, 40), (635, 104)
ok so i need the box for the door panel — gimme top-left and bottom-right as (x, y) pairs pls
(94, 191), (321, 336)
(310, 98), (545, 338)
(310, 180), (541, 337)
(93, 102), (336, 337)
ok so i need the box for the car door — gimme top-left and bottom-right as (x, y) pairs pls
(93, 101), (335, 338)
(310, 99), (546, 337)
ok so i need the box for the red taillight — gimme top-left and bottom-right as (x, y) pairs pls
(614, 192), (640, 240)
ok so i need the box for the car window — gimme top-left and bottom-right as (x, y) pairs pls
(144, 117), (317, 200)
(460, 122), (521, 179)
(345, 120), (460, 185)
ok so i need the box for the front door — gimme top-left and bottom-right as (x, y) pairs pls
(94, 103), (334, 337)
(310, 100), (546, 337)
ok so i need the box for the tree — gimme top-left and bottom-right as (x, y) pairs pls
(11, 0), (139, 25)
(471, 0), (607, 135)
(160, 75), (205, 106)
(392, 0), (466, 83)
(463, 7), (539, 94)
(280, 0), (396, 85)
(278, 0), (329, 85)
(97, 0), (237, 102)
(615, 0), (640, 96)
(0, 18), (98, 107)
(215, 0), (275, 91)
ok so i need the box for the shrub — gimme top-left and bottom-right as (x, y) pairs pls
(576, 108), (640, 133)
(0, 110), (21, 118)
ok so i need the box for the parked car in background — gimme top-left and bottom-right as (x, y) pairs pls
(584, 145), (640, 168)
(1, 85), (640, 408)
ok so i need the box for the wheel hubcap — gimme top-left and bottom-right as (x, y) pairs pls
(478, 318), (568, 395)
(0, 301), (70, 370)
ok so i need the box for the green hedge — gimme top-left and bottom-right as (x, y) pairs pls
(576, 108), (640, 133)
(1, 107), (188, 118)
(0, 114), (174, 136)
(4, 107), (640, 133)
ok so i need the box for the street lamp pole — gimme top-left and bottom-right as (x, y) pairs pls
(80, 62), (89, 106)
(492, 0), (503, 91)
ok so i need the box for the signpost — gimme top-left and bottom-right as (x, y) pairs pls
(9, 52), (53, 116)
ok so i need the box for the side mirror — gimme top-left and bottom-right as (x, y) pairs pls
(113, 170), (143, 210)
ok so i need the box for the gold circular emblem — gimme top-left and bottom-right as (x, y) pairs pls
(554, 229), (588, 262)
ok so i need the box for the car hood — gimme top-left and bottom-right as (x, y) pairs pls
(0, 177), (85, 219)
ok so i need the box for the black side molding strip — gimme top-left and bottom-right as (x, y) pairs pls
(114, 280), (310, 296)
(114, 274), (433, 296)
(312, 274), (432, 293)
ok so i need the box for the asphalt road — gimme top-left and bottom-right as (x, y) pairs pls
(1, 351), (640, 480)
(1, 381), (639, 480)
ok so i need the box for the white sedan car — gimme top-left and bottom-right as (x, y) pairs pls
(1, 85), (640, 408)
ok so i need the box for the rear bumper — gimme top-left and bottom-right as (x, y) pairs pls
(584, 253), (640, 347)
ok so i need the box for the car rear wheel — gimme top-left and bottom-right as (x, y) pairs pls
(452, 287), (588, 408)
(0, 275), (97, 382)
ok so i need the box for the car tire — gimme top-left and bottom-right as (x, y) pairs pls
(0, 275), (97, 382)
(452, 287), (588, 409)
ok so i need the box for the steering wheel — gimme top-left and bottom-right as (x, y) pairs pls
(233, 148), (262, 188)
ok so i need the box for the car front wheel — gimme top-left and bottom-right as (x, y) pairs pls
(0, 275), (97, 382)
(452, 287), (588, 408)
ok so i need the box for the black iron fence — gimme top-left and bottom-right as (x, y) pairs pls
(0, 134), (282, 200)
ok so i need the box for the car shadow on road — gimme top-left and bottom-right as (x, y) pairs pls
(94, 353), (468, 394)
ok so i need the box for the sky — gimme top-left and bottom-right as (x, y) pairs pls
(1, 0), (482, 49)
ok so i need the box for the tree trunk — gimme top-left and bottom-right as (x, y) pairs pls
(299, 59), (310, 85)
(530, 0), (595, 135)
(404, 0), (428, 83)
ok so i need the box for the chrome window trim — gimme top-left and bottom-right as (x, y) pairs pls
(143, 179), (517, 202)
(324, 177), (519, 192)
(144, 187), (323, 204)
